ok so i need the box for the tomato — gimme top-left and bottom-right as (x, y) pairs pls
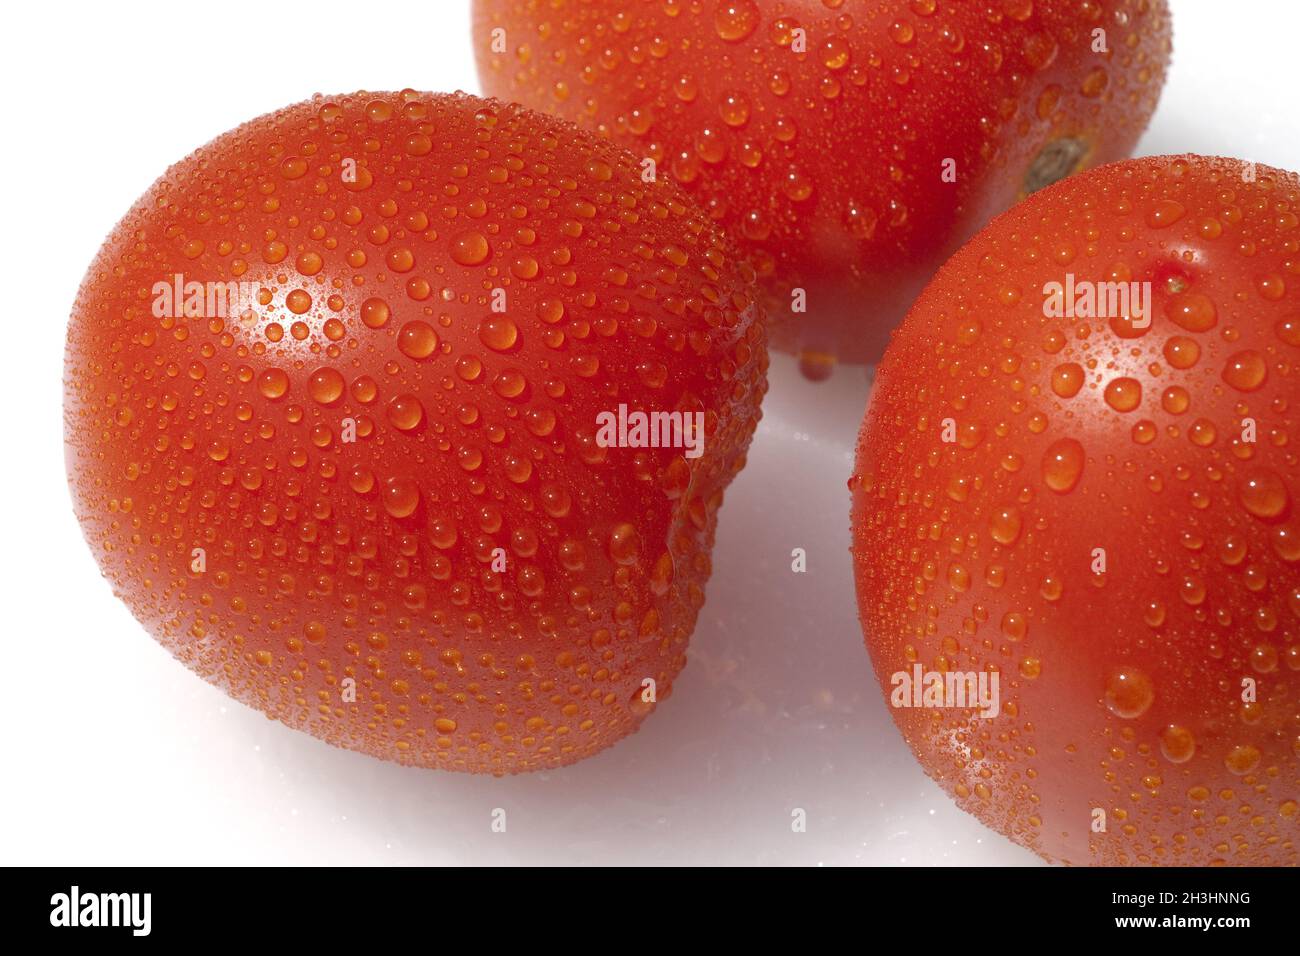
(474, 0), (1171, 373)
(851, 156), (1300, 865)
(64, 90), (767, 775)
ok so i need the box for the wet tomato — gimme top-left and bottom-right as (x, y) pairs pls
(474, 0), (1171, 372)
(852, 156), (1300, 864)
(65, 90), (767, 774)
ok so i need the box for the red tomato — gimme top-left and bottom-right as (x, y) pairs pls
(852, 156), (1300, 865)
(474, 0), (1171, 373)
(64, 90), (767, 774)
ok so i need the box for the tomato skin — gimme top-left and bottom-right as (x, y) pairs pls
(852, 156), (1300, 865)
(474, 0), (1171, 369)
(64, 91), (767, 774)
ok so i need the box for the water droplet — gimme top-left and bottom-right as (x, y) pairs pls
(493, 368), (528, 399)
(783, 167), (814, 201)
(1051, 362), (1084, 397)
(1104, 376), (1142, 412)
(1275, 316), (1300, 347)
(1080, 67), (1109, 98)
(1251, 643), (1279, 673)
(714, 1), (758, 42)
(1222, 349), (1268, 391)
(450, 231), (490, 266)
(719, 91), (751, 127)
(1163, 335), (1200, 369)
(1189, 419), (1217, 446)
(382, 476), (420, 518)
(695, 127), (727, 163)
(308, 367), (345, 405)
(1160, 385), (1189, 415)
(258, 367), (290, 400)
(609, 523), (640, 565)
(1041, 437), (1085, 493)
(1131, 420), (1157, 444)
(1105, 667), (1154, 719)
(1021, 31), (1058, 71)
(386, 394), (425, 432)
(1239, 469), (1289, 519)
(989, 506), (1022, 545)
(360, 296), (391, 329)
(296, 251), (323, 276)
(1143, 600), (1166, 627)
(1160, 725), (1196, 763)
(1256, 274), (1286, 301)
(286, 289), (312, 314)
(824, 36), (852, 68)
(1165, 291), (1217, 332)
(398, 320), (439, 359)
(1224, 744), (1260, 775)
(1179, 575), (1206, 606)
(478, 315), (519, 352)
(387, 247), (415, 273)
(798, 350), (836, 381)
(1145, 199), (1185, 227)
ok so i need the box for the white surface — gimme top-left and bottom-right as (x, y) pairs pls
(2, 0), (1298, 866)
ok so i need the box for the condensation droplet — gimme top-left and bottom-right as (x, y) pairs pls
(1041, 438), (1085, 493)
(450, 231), (490, 266)
(398, 320), (439, 360)
(1104, 376), (1142, 412)
(1239, 469), (1289, 519)
(1222, 349), (1268, 391)
(714, 1), (759, 42)
(360, 296), (391, 329)
(308, 367), (345, 405)
(1105, 667), (1155, 719)
(479, 315), (519, 352)
(1160, 724), (1196, 763)
(386, 394), (425, 432)
(382, 476), (420, 518)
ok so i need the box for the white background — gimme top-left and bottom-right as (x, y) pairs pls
(2, 0), (1297, 866)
